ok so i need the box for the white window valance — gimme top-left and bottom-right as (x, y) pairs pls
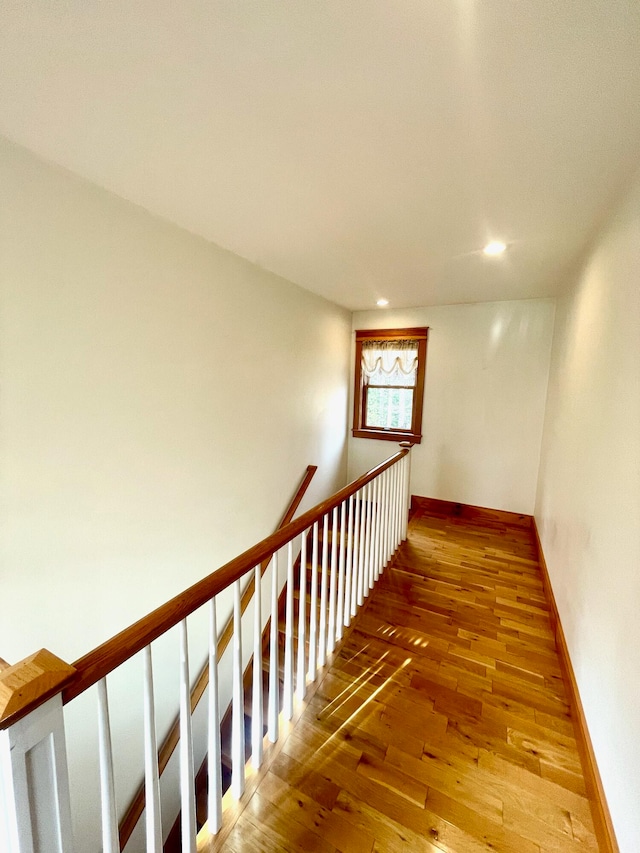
(361, 339), (419, 386)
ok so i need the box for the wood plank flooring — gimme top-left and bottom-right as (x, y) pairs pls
(201, 503), (600, 852)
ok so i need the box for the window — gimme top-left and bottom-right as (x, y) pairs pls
(352, 327), (428, 443)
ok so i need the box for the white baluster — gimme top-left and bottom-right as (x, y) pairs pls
(283, 541), (295, 720)
(344, 495), (354, 626)
(351, 489), (361, 615)
(308, 522), (319, 682)
(402, 451), (411, 539)
(208, 598), (222, 834)
(97, 678), (119, 853)
(369, 477), (378, 589)
(142, 648), (162, 852)
(384, 468), (392, 564)
(231, 580), (245, 798)
(379, 469), (387, 571)
(387, 466), (394, 555)
(368, 478), (375, 588)
(380, 474), (387, 574)
(373, 474), (382, 580)
(252, 565), (263, 770)
(336, 500), (346, 640)
(387, 468), (394, 561)
(268, 554), (279, 743)
(296, 528), (308, 700)
(318, 514), (329, 667)
(179, 620), (197, 852)
(371, 476), (379, 586)
(363, 482), (372, 597)
(392, 462), (399, 550)
(356, 486), (366, 608)
(398, 457), (405, 540)
(396, 461), (402, 547)
(396, 460), (403, 547)
(327, 507), (338, 654)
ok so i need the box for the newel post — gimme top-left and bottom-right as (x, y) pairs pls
(399, 442), (414, 540)
(0, 650), (76, 853)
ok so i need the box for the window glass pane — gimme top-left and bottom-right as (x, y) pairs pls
(365, 387), (413, 430)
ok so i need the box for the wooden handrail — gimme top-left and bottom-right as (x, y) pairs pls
(118, 464), (317, 848)
(56, 449), (406, 704)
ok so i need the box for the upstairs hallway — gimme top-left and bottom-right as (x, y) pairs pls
(201, 501), (599, 853)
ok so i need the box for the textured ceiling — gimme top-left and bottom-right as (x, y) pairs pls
(1, 2), (640, 310)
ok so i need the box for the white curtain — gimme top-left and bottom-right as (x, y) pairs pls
(361, 339), (418, 385)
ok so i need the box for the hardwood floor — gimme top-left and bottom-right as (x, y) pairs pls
(201, 502), (600, 852)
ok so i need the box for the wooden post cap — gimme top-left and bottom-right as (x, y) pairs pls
(0, 649), (76, 727)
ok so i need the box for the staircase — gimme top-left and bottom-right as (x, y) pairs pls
(0, 448), (411, 853)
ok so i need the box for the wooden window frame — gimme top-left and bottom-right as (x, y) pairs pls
(352, 327), (428, 444)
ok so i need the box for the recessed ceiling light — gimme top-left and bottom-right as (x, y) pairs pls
(377, 298), (389, 307)
(483, 240), (507, 256)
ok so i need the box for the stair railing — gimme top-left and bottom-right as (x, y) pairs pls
(0, 445), (412, 853)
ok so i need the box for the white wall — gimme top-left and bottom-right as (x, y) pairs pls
(348, 299), (555, 514)
(0, 136), (351, 849)
(535, 172), (640, 853)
